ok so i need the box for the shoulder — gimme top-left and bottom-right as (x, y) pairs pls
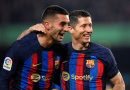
(89, 42), (110, 53)
(8, 32), (40, 57)
(53, 42), (66, 52)
(88, 42), (114, 62)
(17, 32), (40, 49)
(17, 32), (38, 46)
(63, 42), (72, 49)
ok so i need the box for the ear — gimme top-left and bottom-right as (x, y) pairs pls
(43, 21), (51, 30)
(68, 26), (74, 34)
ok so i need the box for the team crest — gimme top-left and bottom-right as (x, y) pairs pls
(86, 60), (95, 68)
(55, 56), (60, 69)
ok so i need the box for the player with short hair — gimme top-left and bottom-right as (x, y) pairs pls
(61, 10), (125, 90)
(0, 5), (69, 90)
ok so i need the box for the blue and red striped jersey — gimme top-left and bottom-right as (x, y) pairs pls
(0, 32), (65, 90)
(61, 42), (118, 90)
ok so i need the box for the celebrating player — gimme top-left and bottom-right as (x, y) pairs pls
(61, 10), (125, 90)
(0, 5), (69, 90)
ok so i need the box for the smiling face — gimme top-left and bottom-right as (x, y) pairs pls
(70, 16), (93, 45)
(48, 14), (69, 42)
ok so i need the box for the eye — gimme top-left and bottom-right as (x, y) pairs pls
(60, 22), (67, 26)
(81, 24), (86, 28)
(89, 24), (92, 27)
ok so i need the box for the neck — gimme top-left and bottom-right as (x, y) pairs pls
(37, 33), (54, 48)
(72, 40), (89, 50)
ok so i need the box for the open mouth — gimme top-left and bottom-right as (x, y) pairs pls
(58, 32), (65, 39)
(83, 34), (91, 38)
(59, 33), (64, 36)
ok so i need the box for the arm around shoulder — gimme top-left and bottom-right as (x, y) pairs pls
(17, 24), (45, 40)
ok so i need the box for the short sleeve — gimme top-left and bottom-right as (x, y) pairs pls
(104, 48), (119, 79)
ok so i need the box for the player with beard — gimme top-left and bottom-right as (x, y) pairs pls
(0, 5), (69, 90)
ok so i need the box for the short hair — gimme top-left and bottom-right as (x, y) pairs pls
(69, 10), (91, 28)
(42, 5), (69, 22)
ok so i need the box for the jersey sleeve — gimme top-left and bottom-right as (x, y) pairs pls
(104, 48), (119, 79)
(0, 41), (20, 90)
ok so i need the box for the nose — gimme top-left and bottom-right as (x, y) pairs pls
(63, 25), (69, 32)
(85, 26), (93, 33)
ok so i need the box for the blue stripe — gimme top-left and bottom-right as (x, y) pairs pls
(38, 51), (48, 88)
(89, 56), (97, 90)
(69, 53), (78, 90)
(20, 56), (32, 89)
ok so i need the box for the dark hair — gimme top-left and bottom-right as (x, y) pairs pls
(69, 10), (91, 28)
(42, 5), (69, 22)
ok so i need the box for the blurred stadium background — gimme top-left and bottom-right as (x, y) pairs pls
(0, 0), (130, 89)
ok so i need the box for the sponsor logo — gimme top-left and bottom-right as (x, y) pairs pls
(86, 60), (95, 68)
(41, 76), (52, 81)
(3, 57), (13, 71)
(55, 56), (60, 69)
(62, 71), (70, 81)
(62, 71), (93, 81)
(32, 63), (41, 67)
(31, 73), (52, 82)
(71, 74), (93, 81)
(31, 73), (40, 82)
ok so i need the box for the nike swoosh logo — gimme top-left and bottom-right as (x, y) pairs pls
(32, 63), (41, 67)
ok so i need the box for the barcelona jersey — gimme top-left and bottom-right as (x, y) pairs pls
(0, 32), (65, 90)
(61, 42), (118, 90)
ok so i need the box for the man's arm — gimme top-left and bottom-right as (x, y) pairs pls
(17, 23), (45, 40)
(0, 42), (20, 90)
(110, 72), (125, 90)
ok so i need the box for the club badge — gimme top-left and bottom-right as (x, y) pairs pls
(55, 56), (60, 69)
(86, 60), (95, 68)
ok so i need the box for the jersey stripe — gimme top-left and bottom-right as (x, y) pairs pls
(20, 53), (37, 89)
(89, 56), (97, 90)
(61, 63), (66, 90)
(20, 57), (31, 89)
(69, 53), (78, 90)
(44, 51), (53, 89)
(96, 59), (104, 90)
(26, 53), (37, 90)
(76, 53), (84, 90)
(38, 51), (48, 88)
(83, 56), (90, 90)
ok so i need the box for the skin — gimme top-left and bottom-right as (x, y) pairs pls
(69, 17), (93, 50)
(110, 72), (125, 90)
(43, 14), (69, 42)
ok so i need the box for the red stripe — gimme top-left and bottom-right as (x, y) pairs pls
(26, 53), (37, 90)
(9, 79), (14, 90)
(96, 59), (104, 90)
(44, 51), (53, 88)
(61, 63), (66, 90)
(76, 53), (84, 90)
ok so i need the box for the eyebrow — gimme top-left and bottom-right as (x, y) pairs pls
(60, 21), (69, 25)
